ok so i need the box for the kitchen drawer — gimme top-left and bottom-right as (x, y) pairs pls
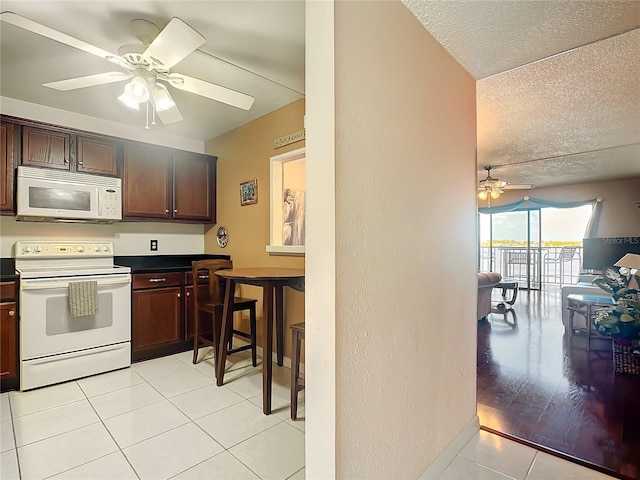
(0, 282), (16, 301)
(132, 272), (181, 290)
(184, 271), (210, 285)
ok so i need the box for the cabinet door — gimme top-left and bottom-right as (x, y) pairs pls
(0, 302), (17, 380)
(132, 287), (182, 353)
(123, 143), (172, 219)
(77, 136), (120, 176)
(0, 122), (15, 213)
(185, 284), (214, 340)
(173, 152), (216, 222)
(22, 126), (70, 170)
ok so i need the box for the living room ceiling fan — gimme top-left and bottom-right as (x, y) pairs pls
(478, 166), (534, 202)
(0, 12), (255, 127)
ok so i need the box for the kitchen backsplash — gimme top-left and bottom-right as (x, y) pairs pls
(0, 216), (205, 257)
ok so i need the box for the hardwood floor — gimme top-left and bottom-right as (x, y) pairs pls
(477, 286), (640, 480)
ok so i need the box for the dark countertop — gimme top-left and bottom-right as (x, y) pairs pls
(114, 254), (231, 274)
(0, 258), (18, 281)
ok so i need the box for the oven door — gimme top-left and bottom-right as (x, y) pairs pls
(20, 273), (131, 359)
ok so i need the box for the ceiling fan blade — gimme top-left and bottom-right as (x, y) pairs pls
(0, 12), (128, 69)
(43, 72), (132, 91)
(503, 184), (534, 190)
(156, 104), (184, 124)
(142, 17), (205, 70)
(167, 73), (255, 110)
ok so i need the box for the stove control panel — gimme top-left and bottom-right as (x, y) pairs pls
(14, 241), (114, 258)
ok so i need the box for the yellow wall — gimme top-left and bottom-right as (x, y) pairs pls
(204, 99), (306, 362)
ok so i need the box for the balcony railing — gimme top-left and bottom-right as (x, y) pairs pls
(480, 246), (583, 287)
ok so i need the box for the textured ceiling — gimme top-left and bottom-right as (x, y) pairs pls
(404, 0), (640, 189)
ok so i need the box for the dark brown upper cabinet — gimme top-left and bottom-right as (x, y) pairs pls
(123, 143), (216, 224)
(173, 151), (216, 223)
(22, 125), (71, 170)
(123, 142), (173, 220)
(0, 121), (17, 214)
(76, 135), (121, 176)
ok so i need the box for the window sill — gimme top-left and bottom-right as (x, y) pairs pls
(266, 245), (305, 256)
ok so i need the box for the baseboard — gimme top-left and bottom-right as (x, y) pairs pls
(418, 415), (480, 479)
(231, 338), (305, 373)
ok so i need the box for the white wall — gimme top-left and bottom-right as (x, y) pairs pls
(305, 1), (478, 478)
(305, 1), (336, 478)
(0, 216), (204, 257)
(1, 97), (204, 153)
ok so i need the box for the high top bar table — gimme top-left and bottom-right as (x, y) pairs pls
(215, 267), (305, 414)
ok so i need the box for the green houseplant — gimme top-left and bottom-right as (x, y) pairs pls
(593, 266), (640, 373)
(593, 266), (640, 346)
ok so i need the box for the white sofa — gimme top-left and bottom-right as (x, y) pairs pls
(560, 274), (612, 331)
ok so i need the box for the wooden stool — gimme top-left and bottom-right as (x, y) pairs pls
(290, 322), (305, 420)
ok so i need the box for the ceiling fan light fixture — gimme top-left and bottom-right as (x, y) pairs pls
(151, 82), (175, 112)
(490, 189), (502, 200)
(478, 190), (488, 200)
(128, 76), (150, 102)
(117, 90), (140, 110)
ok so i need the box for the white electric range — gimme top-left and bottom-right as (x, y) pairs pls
(14, 241), (131, 390)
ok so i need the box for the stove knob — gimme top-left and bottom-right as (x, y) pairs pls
(34, 246), (42, 253)
(102, 246), (110, 252)
(94, 246), (101, 252)
(23, 246), (31, 254)
(76, 246), (85, 253)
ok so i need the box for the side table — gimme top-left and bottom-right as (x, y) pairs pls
(495, 278), (519, 307)
(566, 293), (615, 350)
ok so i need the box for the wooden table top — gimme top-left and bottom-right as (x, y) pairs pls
(214, 267), (304, 280)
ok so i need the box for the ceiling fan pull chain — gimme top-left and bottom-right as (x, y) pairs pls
(151, 101), (157, 126)
(145, 101), (150, 130)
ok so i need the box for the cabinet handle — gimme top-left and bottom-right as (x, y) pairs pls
(177, 293), (181, 298)
(78, 161), (83, 165)
(198, 275), (209, 279)
(174, 209), (178, 213)
(165, 209), (169, 213)
(149, 278), (166, 283)
(8, 310), (14, 316)
(186, 292), (190, 297)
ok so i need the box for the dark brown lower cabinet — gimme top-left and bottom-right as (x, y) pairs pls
(131, 270), (221, 362)
(132, 273), (183, 362)
(1, 281), (18, 391)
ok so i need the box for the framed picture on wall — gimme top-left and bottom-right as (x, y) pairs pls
(240, 179), (258, 206)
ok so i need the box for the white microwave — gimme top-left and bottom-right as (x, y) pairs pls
(16, 166), (122, 223)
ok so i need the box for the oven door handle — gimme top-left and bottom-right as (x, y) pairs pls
(21, 274), (131, 290)
(26, 342), (129, 364)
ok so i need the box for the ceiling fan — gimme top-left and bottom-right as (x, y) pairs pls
(0, 12), (255, 126)
(478, 166), (533, 202)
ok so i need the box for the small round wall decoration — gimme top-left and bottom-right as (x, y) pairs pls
(216, 226), (228, 248)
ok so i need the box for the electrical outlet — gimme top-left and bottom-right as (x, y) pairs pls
(150, 239), (158, 251)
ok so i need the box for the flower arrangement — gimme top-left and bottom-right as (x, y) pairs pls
(593, 266), (640, 348)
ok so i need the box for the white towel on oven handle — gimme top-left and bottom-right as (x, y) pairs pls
(68, 280), (99, 317)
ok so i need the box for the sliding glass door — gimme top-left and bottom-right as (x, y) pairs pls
(479, 209), (542, 290)
(479, 204), (593, 288)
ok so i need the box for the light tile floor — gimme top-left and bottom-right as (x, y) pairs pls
(1, 349), (304, 480)
(436, 430), (616, 480)
(0, 350), (614, 480)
